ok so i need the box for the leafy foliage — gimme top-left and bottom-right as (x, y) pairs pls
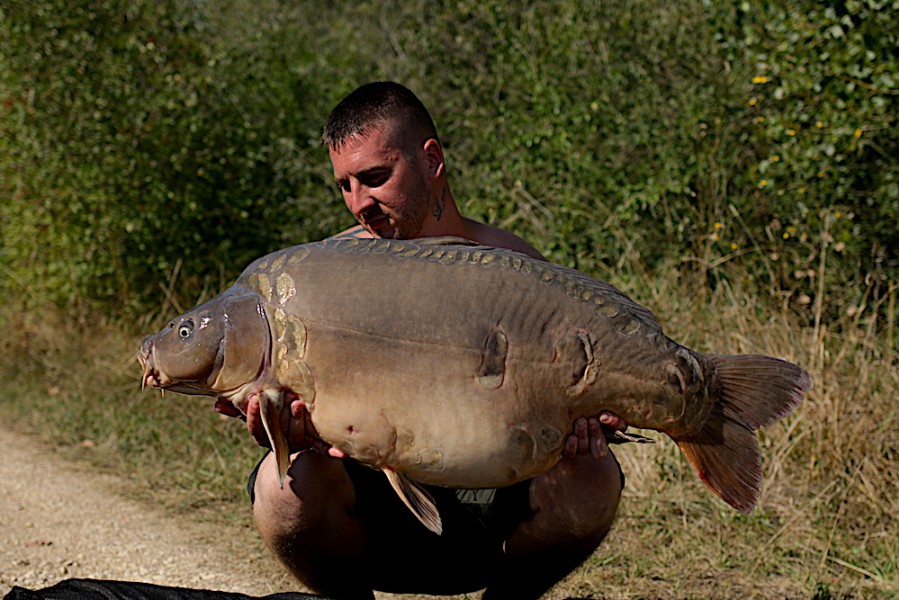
(721, 0), (899, 322)
(0, 0), (353, 314)
(1, 0), (896, 329)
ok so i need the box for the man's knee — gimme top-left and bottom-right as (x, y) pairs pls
(482, 458), (623, 600)
(522, 451), (624, 552)
(252, 451), (360, 544)
(570, 453), (623, 546)
(586, 451), (623, 521)
(251, 453), (374, 596)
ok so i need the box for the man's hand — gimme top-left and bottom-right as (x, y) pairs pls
(562, 412), (627, 459)
(245, 396), (346, 458)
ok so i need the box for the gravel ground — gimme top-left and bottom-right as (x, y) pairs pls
(0, 426), (294, 597)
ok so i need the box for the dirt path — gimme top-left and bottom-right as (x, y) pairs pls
(0, 426), (295, 597)
(0, 428), (466, 600)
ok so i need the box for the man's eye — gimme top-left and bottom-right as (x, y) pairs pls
(335, 180), (350, 193)
(361, 173), (388, 187)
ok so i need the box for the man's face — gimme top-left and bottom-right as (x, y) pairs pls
(329, 125), (432, 240)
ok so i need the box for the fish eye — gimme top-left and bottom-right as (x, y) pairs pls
(178, 320), (194, 339)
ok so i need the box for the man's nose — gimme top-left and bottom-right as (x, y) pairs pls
(346, 184), (376, 214)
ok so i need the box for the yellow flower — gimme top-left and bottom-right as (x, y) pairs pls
(816, 121), (825, 128)
(748, 98), (758, 106)
(760, 179), (769, 187)
(752, 76), (769, 84)
(783, 232), (790, 239)
(711, 233), (720, 241)
(756, 116), (766, 123)
(799, 186), (808, 194)
(788, 226), (797, 234)
(787, 129), (797, 136)
(771, 155), (780, 162)
(714, 222), (723, 230)
(835, 211), (842, 218)
(854, 128), (863, 138)
(730, 243), (738, 250)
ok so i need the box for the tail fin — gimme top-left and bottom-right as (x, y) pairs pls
(676, 354), (811, 513)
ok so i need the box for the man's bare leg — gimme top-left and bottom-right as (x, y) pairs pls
(483, 417), (623, 600)
(252, 450), (375, 599)
(254, 450), (506, 597)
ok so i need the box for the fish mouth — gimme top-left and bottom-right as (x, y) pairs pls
(137, 341), (161, 391)
(138, 339), (168, 390)
(137, 340), (206, 395)
(142, 368), (162, 390)
(138, 357), (175, 391)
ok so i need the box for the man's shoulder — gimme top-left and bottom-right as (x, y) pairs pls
(462, 219), (545, 260)
(326, 221), (544, 261)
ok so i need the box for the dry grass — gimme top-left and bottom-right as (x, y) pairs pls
(583, 260), (898, 599)
(0, 261), (896, 599)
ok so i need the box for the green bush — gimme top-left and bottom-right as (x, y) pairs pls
(0, 0), (354, 315)
(721, 0), (898, 322)
(1, 0), (895, 331)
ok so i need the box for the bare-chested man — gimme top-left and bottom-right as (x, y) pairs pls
(245, 82), (626, 600)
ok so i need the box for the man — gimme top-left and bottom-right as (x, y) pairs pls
(245, 82), (626, 599)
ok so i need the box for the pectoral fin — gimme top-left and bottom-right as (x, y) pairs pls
(257, 391), (291, 486)
(383, 468), (443, 535)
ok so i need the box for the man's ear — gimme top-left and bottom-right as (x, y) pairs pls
(422, 138), (445, 180)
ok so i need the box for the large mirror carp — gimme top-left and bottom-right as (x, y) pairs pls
(139, 237), (811, 534)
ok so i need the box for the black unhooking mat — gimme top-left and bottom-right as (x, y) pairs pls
(3, 580), (334, 600)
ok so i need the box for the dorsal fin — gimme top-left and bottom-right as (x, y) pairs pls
(383, 468), (443, 535)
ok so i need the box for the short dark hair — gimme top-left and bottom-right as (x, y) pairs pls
(322, 81), (439, 151)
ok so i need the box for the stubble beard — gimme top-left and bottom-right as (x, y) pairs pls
(388, 178), (432, 240)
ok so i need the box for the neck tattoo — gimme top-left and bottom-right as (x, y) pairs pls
(433, 187), (447, 221)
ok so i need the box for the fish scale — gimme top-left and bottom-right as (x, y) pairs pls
(139, 236), (811, 535)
